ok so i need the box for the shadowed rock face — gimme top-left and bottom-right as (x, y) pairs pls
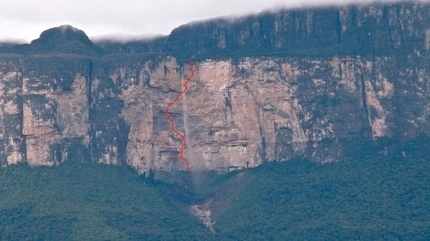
(31, 25), (94, 46)
(0, 2), (428, 173)
(3, 25), (104, 55)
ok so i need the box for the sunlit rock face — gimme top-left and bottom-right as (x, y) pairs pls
(0, 2), (428, 173)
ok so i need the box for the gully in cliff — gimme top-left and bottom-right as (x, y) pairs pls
(164, 62), (194, 171)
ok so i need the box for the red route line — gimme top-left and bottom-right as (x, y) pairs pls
(164, 61), (194, 171)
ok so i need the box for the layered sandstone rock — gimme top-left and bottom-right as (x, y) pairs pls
(0, 1), (428, 174)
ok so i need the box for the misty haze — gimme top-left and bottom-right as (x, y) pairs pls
(0, 0), (429, 240)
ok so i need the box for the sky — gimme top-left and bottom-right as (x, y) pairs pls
(0, 0), (420, 42)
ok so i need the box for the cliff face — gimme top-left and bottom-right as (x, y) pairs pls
(0, 2), (428, 173)
(98, 2), (429, 61)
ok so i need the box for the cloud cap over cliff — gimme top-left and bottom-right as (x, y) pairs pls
(0, 0), (415, 42)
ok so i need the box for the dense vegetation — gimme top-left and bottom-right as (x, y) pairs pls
(0, 136), (429, 240)
(0, 163), (211, 240)
(212, 139), (430, 240)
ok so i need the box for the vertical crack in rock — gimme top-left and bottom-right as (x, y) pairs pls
(358, 61), (373, 139)
(0, 1), (428, 171)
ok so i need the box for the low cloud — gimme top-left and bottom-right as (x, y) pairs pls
(0, 0), (425, 42)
